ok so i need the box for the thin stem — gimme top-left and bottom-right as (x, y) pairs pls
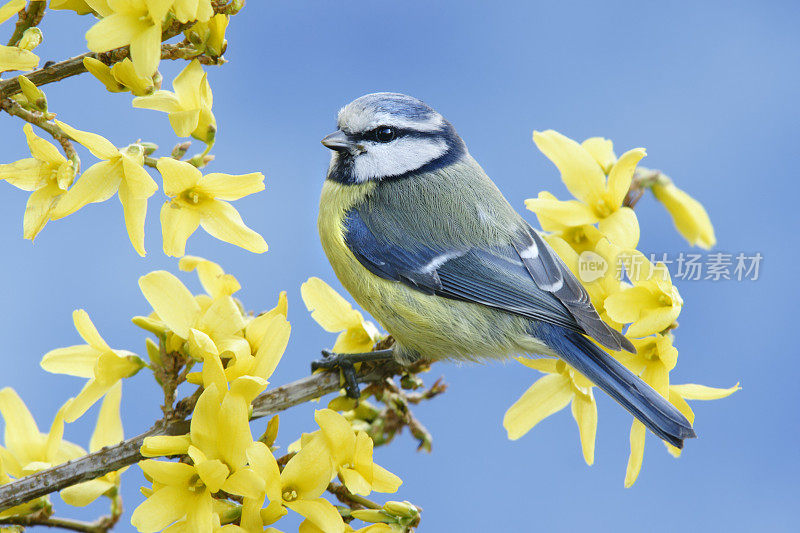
(0, 515), (113, 533)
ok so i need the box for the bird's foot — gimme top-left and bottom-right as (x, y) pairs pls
(311, 348), (395, 399)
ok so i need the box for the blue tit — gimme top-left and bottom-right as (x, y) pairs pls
(316, 92), (695, 448)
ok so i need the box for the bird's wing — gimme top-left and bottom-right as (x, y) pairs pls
(343, 208), (633, 352)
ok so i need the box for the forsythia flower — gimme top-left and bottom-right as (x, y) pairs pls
(156, 158), (267, 256)
(616, 334), (678, 399)
(624, 382), (739, 487)
(61, 382), (126, 506)
(527, 131), (645, 249)
(172, 0), (214, 24)
(301, 277), (383, 353)
(0, 124), (76, 240)
(235, 440), (345, 533)
(604, 251), (683, 337)
(51, 121), (158, 256)
(137, 270), (249, 359)
(133, 60), (216, 142)
(504, 358), (598, 465)
(185, 13), (228, 57)
(84, 0), (171, 77)
(83, 57), (154, 96)
(652, 180), (716, 249)
(0, 0), (39, 73)
(0, 389), (84, 476)
(40, 309), (145, 422)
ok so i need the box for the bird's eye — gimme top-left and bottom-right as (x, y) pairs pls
(374, 126), (396, 143)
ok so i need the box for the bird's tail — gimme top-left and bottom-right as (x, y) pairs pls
(545, 329), (696, 448)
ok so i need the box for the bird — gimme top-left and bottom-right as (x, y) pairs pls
(314, 92), (695, 449)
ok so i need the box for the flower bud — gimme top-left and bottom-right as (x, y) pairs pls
(18, 27), (42, 51)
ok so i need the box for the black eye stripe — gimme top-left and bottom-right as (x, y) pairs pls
(350, 127), (440, 143)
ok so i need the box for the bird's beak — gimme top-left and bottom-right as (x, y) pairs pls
(321, 130), (351, 151)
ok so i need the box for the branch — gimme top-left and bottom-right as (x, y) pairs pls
(0, 514), (115, 533)
(6, 0), (45, 47)
(0, 364), (404, 512)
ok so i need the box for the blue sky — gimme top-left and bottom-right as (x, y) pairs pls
(1, 1), (798, 531)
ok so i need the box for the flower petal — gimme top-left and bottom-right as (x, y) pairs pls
(285, 498), (345, 533)
(138, 271), (200, 338)
(670, 382), (740, 400)
(157, 157), (202, 196)
(169, 109), (202, 138)
(199, 199), (267, 253)
(40, 345), (99, 378)
(133, 90), (182, 113)
(160, 202), (202, 257)
(300, 277), (363, 332)
(51, 161), (122, 219)
(580, 137), (616, 173)
(533, 130), (606, 205)
(118, 182), (148, 256)
(624, 420), (646, 488)
(606, 148), (646, 207)
(503, 373), (573, 440)
(524, 197), (598, 226)
(199, 172), (265, 201)
(281, 437), (334, 499)
(60, 478), (116, 507)
(0, 388), (41, 461)
(54, 121), (118, 160)
(597, 207), (639, 249)
(251, 315), (290, 380)
(571, 392), (597, 465)
(89, 381), (123, 451)
(64, 379), (110, 422)
(130, 485), (191, 532)
(652, 183), (716, 249)
(129, 22), (161, 77)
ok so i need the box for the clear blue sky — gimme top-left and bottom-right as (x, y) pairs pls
(1, 1), (797, 531)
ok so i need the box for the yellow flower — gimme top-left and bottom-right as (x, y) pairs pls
(504, 358), (597, 465)
(185, 13), (228, 57)
(624, 382), (739, 487)
(51, 121), (158, 256)
(131, 458), (229, 532)
(0, 1), (39, 73)
(245, 291), (288, 353)
(233, 440), (345, 533)
(133, 59), (216, 142)
(0, 124), (76, 240)
(61, 382), (127, 506)
(40, 309), (145, 422)
(604, 251), (683, 337)
(652, 181), (716, 249)
(301, 277), (383, 353)
(312, 409), (402, 496)
(135, 380), (268, 532)
(83, 57), (154, 96)
(527, 131), (645, 249)
(137, 270), (247, 346)
(616, 334), (678, 398)
(179, 255), (241, 298)
(85, 0), (172, 77)
(0, 389), (85, 477)
(156, 158), (266, 256)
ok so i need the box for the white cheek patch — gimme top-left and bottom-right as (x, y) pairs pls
(352, 137), (448, 182)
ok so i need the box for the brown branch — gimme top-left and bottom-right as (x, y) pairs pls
(0, 364), (405, 512)
(6, 0), (46, 47)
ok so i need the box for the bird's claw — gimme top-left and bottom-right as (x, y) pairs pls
(311, 351), (362, 398)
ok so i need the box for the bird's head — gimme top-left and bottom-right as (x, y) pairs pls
(322, 92), (466, 184)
